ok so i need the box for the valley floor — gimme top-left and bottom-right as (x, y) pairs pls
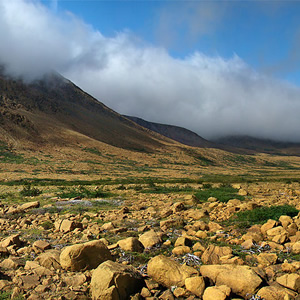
(0, 145), (299, 299)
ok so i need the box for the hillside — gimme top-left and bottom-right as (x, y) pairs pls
(214, 135), (300, 156)
(125, 115), (300, 156)
(0, 71), (166, 152)
(124, 115), (214, 148)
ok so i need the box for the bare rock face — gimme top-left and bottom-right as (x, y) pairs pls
(60, 240), (112, 271)
(147, 255), (198, 288)
(90, 260), (144, 300)
(200, 264), (263, 298)
(117, 237), (144, 253)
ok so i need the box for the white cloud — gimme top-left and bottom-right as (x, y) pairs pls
(1, 0), (300, 142)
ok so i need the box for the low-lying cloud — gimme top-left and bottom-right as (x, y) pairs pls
(1, 0), (300, 142)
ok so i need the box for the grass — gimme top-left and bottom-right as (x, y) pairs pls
(137, 182), (195, 194)
(226, 155), (257, 164)
(194, 184), (245, 203)
(57, 185), (113, 199)
(185, 149), (215, 166)
(194, 154), (215, 166)
(0, 142), (24, 164)
(0, 177), (200, 187)
(83, 147), (103, 156)
(0, 291), (24, 300)
(227, 204), (299, 228)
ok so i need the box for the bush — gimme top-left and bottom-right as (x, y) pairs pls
(20, 184), (42, 197)
(58, 185), (112, 199)
(40, 221), (54, 230)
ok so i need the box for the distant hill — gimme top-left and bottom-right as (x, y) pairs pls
(125, 115), (300, 156)
(124, 115), (214, 148)
(214, 135), (300, 156)
(0, 71), (166, 152)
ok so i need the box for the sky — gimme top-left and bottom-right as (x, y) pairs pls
(1, 0), (300, 142)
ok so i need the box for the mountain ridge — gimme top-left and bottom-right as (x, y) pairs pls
(0, 71), (168, 152)
(124, 115), (215, 148)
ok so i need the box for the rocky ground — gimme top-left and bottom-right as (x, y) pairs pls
(0, 182), (299, 299)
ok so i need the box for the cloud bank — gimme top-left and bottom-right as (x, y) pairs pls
(1, 0), (300, 142)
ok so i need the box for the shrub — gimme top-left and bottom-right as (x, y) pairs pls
(20, 184), (42, 197)
(58, 185), (112, 199)
(40, 221), (54, 230)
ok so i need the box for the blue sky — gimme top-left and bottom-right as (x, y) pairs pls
(1, 0), (300, 141)
(52, 0), (300, 85)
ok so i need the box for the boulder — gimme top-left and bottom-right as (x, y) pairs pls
(101, 222), (116, 231)
(192, 220), (208, 231)
(292, 241), (300, 254)
(184, 195), (199, 206)
(172, 246), (190, 256)
(138, 230), (162, 249)
(63, 273), (87, 288)
(261, 219), (277, 235)
(266, 226), (287, 237)
(174, 237), (193, 247)
(172, 202), (185, 212)
(90, 260), (144, 300)
(24, 261), (53, 276)
(33, 240), (51, 252)
(202, 285), (231, 300)
(0, 234), (22, 248)
(200, 264), (262, 298)
(276, 273), (300, 292)
(279, 215), (293, 228)
(185, 276), (205, 297)
(60, 240), (112, 271)
(57, 219), (83, 233)
(201, 244), (232, 265)
(257, 253), (278, 266)
(35, 250), (61, 270)
(185, 209), (207, 220)
(160, 218), (184, 231)
(147, 255), (198, 287)
(118, 237), (144, 253)
(238, 189), (248, 196)
(20, 201), (40, 211)
(257, 283), (297, 300)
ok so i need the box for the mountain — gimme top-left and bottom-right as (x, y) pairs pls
(125, 115), (300, 156)
(124, 115), (214, 148)
(214, 135), (300, 156)
(0, 71), (166, 152)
